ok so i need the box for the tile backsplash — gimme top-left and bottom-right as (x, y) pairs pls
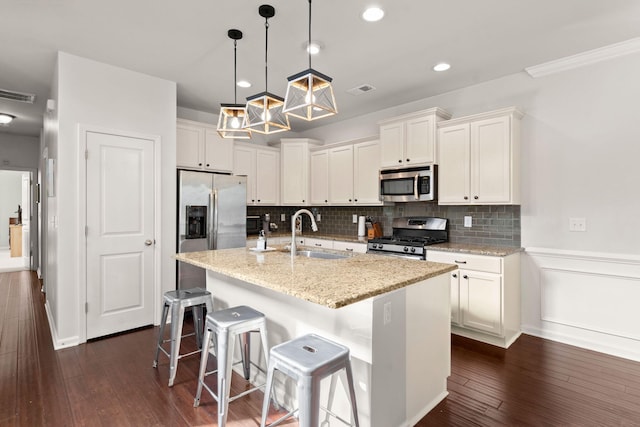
(248, 203), (520, 247)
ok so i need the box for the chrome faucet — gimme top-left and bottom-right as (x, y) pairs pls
(291, 209), (318, 257)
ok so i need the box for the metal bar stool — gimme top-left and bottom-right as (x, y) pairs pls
(260, 333), (360, 427)
(153, 288), (213, 387)
(194, 305), (270, 427)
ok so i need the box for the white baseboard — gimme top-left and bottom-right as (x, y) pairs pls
(45, 300), (80, 350)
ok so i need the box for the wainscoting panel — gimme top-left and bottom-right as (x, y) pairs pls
(540, 267), (640, 340)
(523, 248), (640, 362)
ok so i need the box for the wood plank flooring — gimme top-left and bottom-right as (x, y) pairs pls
(2, 269), (640, 426)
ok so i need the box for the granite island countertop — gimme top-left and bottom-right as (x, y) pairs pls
(175, 247), (456, 309)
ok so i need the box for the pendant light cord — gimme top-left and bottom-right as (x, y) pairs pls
(308, 0), (312, 69)
(264, 17), (269, 93)
(233, 39), (238, 103)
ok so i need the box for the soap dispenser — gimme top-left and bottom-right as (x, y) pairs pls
(257, 230), (267, 251)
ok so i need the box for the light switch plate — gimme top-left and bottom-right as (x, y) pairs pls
(352, 214), (358, 223)
(280, 213), (286, 222)
(464, 216), (472, 227)
(569, 217), (586, 232)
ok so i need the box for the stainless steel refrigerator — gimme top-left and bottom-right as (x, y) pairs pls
(177, 170), (247, 290)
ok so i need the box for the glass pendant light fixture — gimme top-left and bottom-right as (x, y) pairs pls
(243, 4), (290, 134)
(217, 29), (251, 139)
(283, 0), (337, 121)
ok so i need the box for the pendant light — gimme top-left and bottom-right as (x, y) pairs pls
(243, 4), (290, 134)
(217, 29), (251, 139)
(283, 0), (337, 121)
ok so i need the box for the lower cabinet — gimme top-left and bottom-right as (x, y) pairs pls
(427, 250), (521, 348)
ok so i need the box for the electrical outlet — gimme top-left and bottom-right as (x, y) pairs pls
(352, 214), (358, 224)
(316, 213), (321, 222)
(464, 216), (472, 227)
(280, 213), (286, 222)
(383, 302), (391, 325)
(569, 217), (586, 232)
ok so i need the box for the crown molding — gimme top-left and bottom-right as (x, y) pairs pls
(525, 37), (640, 78)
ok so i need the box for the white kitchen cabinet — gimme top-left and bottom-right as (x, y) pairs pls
(176, 119), (233, 172)
(310, 150), (330, 205)
(233, 142), (279, 205)
(318, 138), (381, 206)
(379, 108), (451, 169)
(332, 241), (367, 253)
(437, 107), (522, 205)
(303, 237), (334, 249)
(427, 250), (521, 348)
(279, 138), (322, 206)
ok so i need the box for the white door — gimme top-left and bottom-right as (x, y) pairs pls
(86, 131), (155, 339)
(21, 172), (31, 268)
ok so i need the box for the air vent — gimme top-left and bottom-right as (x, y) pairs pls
(0, 88), (36, 104)
(347, 84), (377, 96)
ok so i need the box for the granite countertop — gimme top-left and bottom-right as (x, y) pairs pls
(175, 247), (456, 309)
(427, 242), (522, 257)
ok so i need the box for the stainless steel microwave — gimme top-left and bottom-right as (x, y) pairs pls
(380, 165), (437, 202)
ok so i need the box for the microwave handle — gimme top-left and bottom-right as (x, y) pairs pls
(414, 174), (420, 200)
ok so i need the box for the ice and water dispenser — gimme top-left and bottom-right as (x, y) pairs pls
(186, 205), (207, 239)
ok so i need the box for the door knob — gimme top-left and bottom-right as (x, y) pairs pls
(145, 239), (153, 246)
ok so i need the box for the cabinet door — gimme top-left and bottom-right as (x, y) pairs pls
(379, 122), (405, 168)
(353, 140), (381, 205)
(310, 150), (329, 205)
(471, 116), (511, 203)
(204, 129), (233, 172)
(437, 124), (470, 204)
(329, 145), (354, 204)
(332, 241), (367, 253)
(255, 149), (279, 205)
(405, 115), (435, 165)
(281, 142), (309, 205)
(233, 145), (256, 204)
(304, 238), (333, 249)
(460, 270), (502, 335)
(176, 124), (204, 168)
(450, 270), (461, 325)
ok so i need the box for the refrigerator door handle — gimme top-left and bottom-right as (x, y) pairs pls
(209, 189), (218, 250)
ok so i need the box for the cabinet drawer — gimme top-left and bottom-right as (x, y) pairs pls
(427, 250), (501, 274)
(333, 241), (367, 253)
(303, 238), (333, 249)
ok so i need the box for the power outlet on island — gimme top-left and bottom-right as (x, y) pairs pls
(383, 302), (391, 325)
(280, 213), (286, 222)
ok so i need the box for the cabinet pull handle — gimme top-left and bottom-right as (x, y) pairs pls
(354, 199), (358, 202)
(346, 248), (354, 252)
(406, 158), (410, 162)
(463, 275), (468, 279)
(302, 199), (305, 203)
(315, 243), (322, 247)
(198, 163), (203, 166)
(206, 163), (210, 167)
(349, 199), (352, 202)
(454, 260), (467, 264)
(325, 199), (328, 203)
(398, 159), (402, 163)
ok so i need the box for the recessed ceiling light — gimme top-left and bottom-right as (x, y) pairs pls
(362, 7), (384, 22)
(237, 80), (252, 88)
(433, 62), (451, 72)
(0, 113), (15, 125)
(307, 42), (321, 55)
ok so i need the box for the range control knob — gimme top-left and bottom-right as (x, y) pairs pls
(378, 244), (383, 250)
(410, 247), (416, 253)
(403, 247), (409, 252)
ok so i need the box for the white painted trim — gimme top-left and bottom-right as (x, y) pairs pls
(77, 124), (162, 343)
(525, 246), (640, 264)
(525, 37), (640, 78)
(45, 300), (79, 350)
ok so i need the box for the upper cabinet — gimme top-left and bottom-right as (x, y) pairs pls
(233, 142), (279, 206)
(437, 107), (523, 205)
(379, 108), (451, 169)
(279, 138), (322, 206)
(176, 118), (233, 172)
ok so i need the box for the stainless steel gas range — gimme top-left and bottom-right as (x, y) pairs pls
(367, 217), (448, 260)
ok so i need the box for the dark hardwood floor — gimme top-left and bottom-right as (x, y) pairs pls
(2, 269), (640, 426)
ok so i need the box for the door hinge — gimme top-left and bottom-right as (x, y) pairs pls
(85, 302), (88, 313)
(85, 150), (88, 159)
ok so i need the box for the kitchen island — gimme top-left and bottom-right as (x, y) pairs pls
(176, 247), (456, 427)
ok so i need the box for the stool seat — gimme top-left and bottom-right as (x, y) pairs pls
(194, 305), (269, 427)
(261, 333), (360, 427)
(153, 288), (213, 387)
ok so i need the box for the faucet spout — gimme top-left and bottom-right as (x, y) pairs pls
(291, 209), (318, 257)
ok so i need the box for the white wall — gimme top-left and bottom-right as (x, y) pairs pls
(45, 52), (176, 347)
(0, 170), (23, 248)
(0, 133), (40, 169)
(301, 51), (640, 359)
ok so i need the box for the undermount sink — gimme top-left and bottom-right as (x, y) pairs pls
(296, 250), (349, 260)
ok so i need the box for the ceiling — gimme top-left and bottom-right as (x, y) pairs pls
(1, 0), (640, 138)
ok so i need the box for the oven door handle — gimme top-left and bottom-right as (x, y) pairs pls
(414, 174), (420, 200)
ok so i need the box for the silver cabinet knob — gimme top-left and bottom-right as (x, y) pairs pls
(145, 239), (153, 246)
